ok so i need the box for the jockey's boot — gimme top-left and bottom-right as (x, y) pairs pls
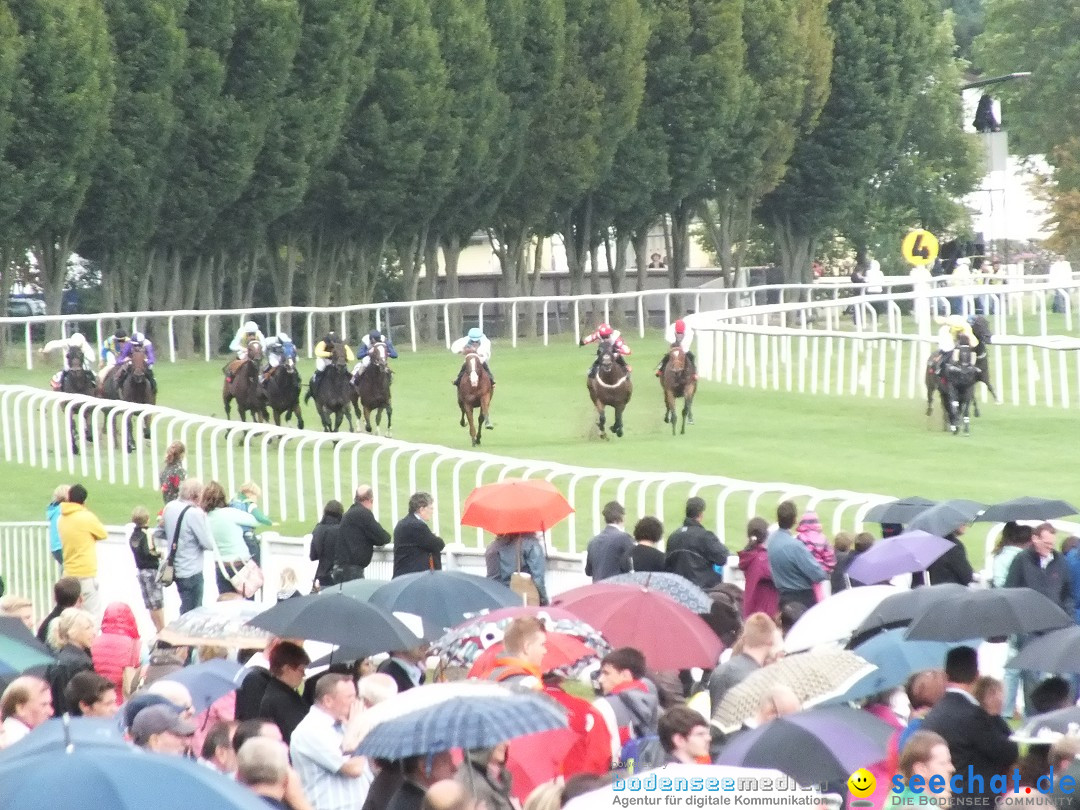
(451, 366), (464, 387)
(148, 369), (158, 395)
(655, 356), (666, 377)
(483, 362), (495, 386)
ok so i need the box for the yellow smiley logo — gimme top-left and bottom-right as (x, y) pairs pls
(847, 768), (876, 798)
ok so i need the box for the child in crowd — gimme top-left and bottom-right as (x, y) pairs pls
(128, 506), (165, 631)
(230, 482), (273, 565)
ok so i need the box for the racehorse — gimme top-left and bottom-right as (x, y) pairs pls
(457, 348), (493, 446)
(660, 343), (696, 436)
(263, 352), (304, 430)
(98, 345), (156, 451)
(352, 341), (393, 436)
(587, 340), (632, 439)
(936, 336), (980, 435)
(62, 347), (97, 454)
(925, 315), (998, 419)
(223, 340), (268, 423)
(312, 342), (355, 432)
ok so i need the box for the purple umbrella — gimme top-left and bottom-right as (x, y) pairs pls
(846, 530), (953, 585)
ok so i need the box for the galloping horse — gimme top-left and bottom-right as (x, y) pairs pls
(457, 348), (493, 446)
(660, 343), (696, 436)
(99, 345), (156, 451)
(352, 341), (393, 436)
(263, 352), (304, 430)
(223, 340), (268, 423)
(312, 342), (355, 432)
(587, 340), (632, 439)
(937, 336), (980, 435)
(926, 315), (998, 419)
(62, 347), (97, 454)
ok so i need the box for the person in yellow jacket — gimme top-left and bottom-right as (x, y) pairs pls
(306, 330), (355, 403)
(57, 484), (108, 617)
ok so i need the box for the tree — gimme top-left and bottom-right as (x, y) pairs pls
(0, 3), (23, 347)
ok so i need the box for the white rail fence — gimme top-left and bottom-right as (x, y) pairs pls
(0, 386), (890, 553)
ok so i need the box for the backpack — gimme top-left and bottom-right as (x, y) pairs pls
(619, 734), (666, 773)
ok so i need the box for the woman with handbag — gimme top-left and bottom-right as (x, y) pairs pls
(488, 532), (549, 606)
(201, 481), (262, 599)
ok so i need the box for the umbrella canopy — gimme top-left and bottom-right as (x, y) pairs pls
(1011, 706), (1080, 744)
(905, 499), (985, 536)
(864, 496), (938, 525)
(369, 570), (522, 637)
(715, 705), (894, 785)
(1008, 626), (1080, 674)
(460, 479), (573, 534)
(431, 606), (609, 673)
(783, 585), (901, 654)
(905, 587), (1074, 642)
(553, 584), (723, 669)
(316, 578), (391, 602)
(975, 497), (1080, 523)
(824, 630), (974, 706)
(845, 530), (953, 585)
(0, 717), (127, 763)
(467, 633), (597, 679)
(847, 584), (972, 648)
(504, 727), (579, 803)
(162, 659), (245, 714)
(0, 617), (55, 674)
(0, 716), (269, 810)
(602, 572), (713, 613)
(157, 601), (270, 649)
(355, 682), (567, 759)
(712, 649), (876, 733)
(248, 593), (422, 655)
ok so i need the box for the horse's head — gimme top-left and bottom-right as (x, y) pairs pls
(371, 341), (388, 367)
(597, 340), (617, 370)
(954, 335), (976, 367)
(970, 315), (992, 346)
(283, 355), (296, 374)
(668, 344), (686, 373)
(331, 341), (347, 366)
(129, 345), (148, 379)
(66, 348), (84, 370)
(247, 340), (263, 362)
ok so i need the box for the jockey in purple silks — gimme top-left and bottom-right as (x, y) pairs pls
(116, 330), (158, 394)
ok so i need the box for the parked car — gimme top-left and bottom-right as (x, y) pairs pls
(6, 298), (46, 317)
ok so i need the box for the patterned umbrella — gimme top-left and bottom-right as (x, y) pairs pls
(467, 634), (597, 679)
(431, 606), (609, 674)
(712, 649), (876, 733)
(157, 601), (270, 649)
(601, 572), (712, 613)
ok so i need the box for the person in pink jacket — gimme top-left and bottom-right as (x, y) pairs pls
(90, 602), (141, 704)
(796, 512), (836, 573)
(738, 517), (779, 619)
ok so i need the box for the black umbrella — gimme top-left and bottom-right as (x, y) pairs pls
(1007, 626), (1080, 674)
(905, 499), (986, 536)
(975, 497), (1080, 523)
(1012, 706), (1080, 742)
(369, 570), (521, 637)
(904, 587), (1073, 642)
(715, 705), (894, 785)
(847, 583), (971, 648)
(247, 593), (422, 657)
(864, 497), (937, 525)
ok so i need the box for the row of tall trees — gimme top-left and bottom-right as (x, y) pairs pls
(0, 0), (979, 341)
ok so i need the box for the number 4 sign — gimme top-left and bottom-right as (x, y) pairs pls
(901, 229), (939, 266)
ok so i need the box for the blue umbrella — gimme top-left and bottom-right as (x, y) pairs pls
(0, 717), (127, 763)
(602, 572), (713, 613)
(0, 716), (268, 810)
(162, 659), (245, 714)
(369, 570), (522, 636)
(846, 530), (953, 585)
(824, 629), (974, 705)
(0, 617), (55, 675)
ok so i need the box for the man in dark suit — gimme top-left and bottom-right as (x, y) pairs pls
(585, 501), (634, 582)
(920, 646), (1018, 808)
(256, 641), (311, 744)
(334, 484), (391, 583)
(666, 497), (731, 590)
(378, 646), (428, 694)
(392, 492), (445, 577)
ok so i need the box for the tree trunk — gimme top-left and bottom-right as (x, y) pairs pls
(772, 215), (817, 300)
(177, 255), (202, 357)
(35, 233), (75, 340)
(671, 202), (694, 289)
(441, 233), (463, 337)
(632, 229), (649, 292)
(423, 229), (440, 343)
(662, 215), (673, 282)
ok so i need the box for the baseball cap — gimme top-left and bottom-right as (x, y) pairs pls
(131, 705), (196, 744)
(121, 692), (176, 730)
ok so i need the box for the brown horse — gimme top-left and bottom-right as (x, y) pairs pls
(62, 347), (97, 454)
(223, 340), (268, 423)
(587, 341), (632, 439)
(352, 341), (393, 436)
(661, 343), (696, 435)
(457, 349), (493, 446)
(99, 345), (156, 451)
(263, 352), (304, 430)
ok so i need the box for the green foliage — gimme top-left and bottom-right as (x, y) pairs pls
(0, 4), (25, 237)
(946, 0), (983, 59)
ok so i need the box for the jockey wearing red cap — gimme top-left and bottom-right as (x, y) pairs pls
(580, 323), (631, 378)
(656, 319), (696, 377)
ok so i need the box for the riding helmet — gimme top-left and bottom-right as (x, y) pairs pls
(244, 320), (259, 333)
(132, 331), (145, 342)
(369, 329), (381, 342)
(468, 327), (483, 341)
(114, 329), (128, 339)
(70, 333), (86, 347)
(278, 332), (290, 343)
(674, 319), (686, 333)
(598, 323), (613, 337)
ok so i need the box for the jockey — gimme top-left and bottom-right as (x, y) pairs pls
(229, 320), (265, 360)
(100, 329), (128, 369)
(353, 329), (398, 377)
(41, 332), (96, 391)
(261, 332), (296, 382)
(450, 327), (495, 387)
(117, 330), (158, 393)
(306, 331), (355, 402)
(656, 318), (697, 378)
(932, 315), (979, 374)
(580, 323), (631, 378)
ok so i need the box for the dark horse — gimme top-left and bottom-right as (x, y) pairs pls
(588, 340), (632, 439)
(457, 348), (493, 446)
(98, 345), (156, 451)
(926, 315), (998, 419)
(62, 347), (97, 454)
(312, 342), (355, 432)
(936, 336), (980, 435)
(352, 341), (393, 436)
(660, 343), (696, 436)
(263, 352), (304, 430)
(223, 340), (268, 423)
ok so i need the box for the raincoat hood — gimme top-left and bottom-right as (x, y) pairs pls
(101, 602), (139, 639)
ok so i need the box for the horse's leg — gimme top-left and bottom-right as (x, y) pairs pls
(595, 401), (607, 439)
(385, 402), (392, 437)
(362, 404), (373, 433)
(224, 390), (233, 420)
(466, 404), (479, 446)
(680, 398), (689, 436)
(613, 404), (625, 438)
(69, 411), (80, 456)
(126, 413), (136, 453)
(665, 389), (675, 435)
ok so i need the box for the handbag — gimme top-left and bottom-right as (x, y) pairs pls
(510, 535), (541, 607)
(158, 505), (192, 587)
(229, 559), (265, 599)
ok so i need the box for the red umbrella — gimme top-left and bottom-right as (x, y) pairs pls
(553, 584), (723, 669)
(460, 479), (573, 534)
(466, 633), (598, 679)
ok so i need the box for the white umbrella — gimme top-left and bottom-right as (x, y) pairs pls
(783, 585), (901, 653)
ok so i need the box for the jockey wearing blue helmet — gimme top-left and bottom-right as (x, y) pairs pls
(450, 326), (495, 397)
